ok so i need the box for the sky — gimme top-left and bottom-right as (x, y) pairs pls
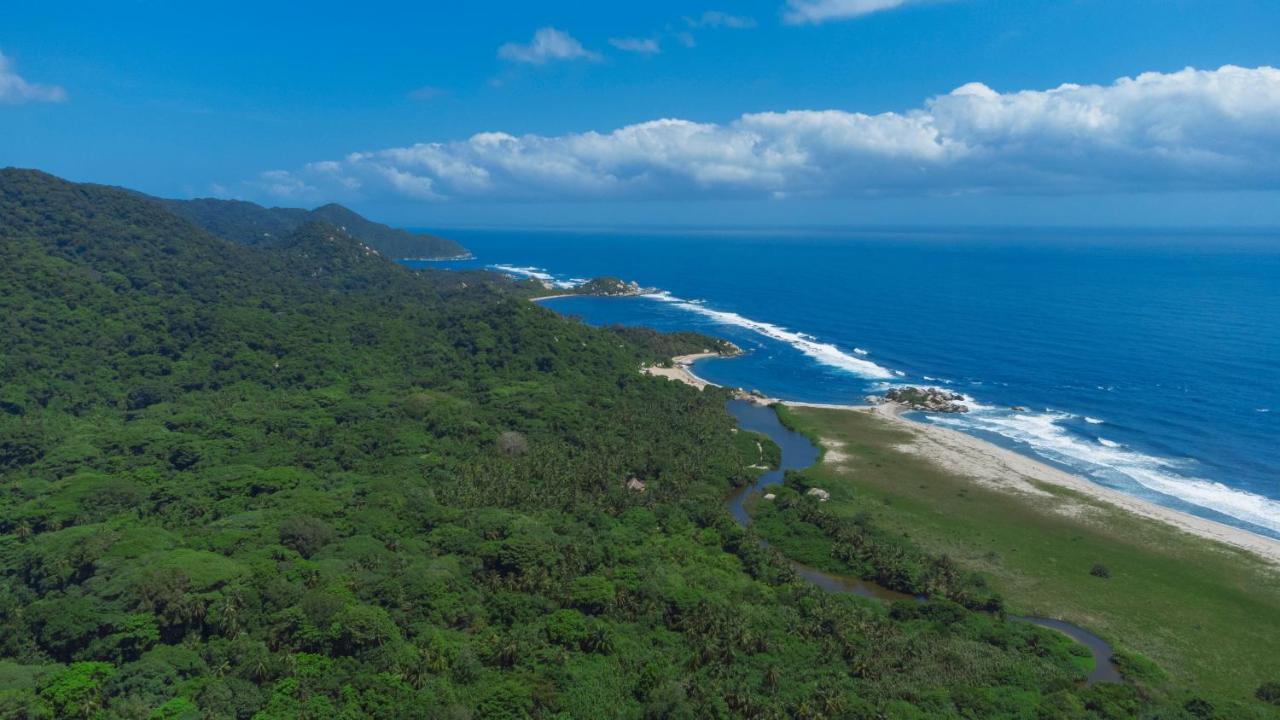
(4, 0), (1280, 227)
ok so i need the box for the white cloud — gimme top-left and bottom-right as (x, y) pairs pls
(609, 37), (661, 55)
(686, 11), (757, 29)
(783, 0), (934, 25)
(0, 51), (67, 105)
(251, 66), (1280, 204)
(498, 28), (601, 65)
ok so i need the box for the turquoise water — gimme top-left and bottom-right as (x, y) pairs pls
(404, 228), (1280, 540)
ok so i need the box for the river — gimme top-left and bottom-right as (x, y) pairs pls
(724, 398), (1122, 684)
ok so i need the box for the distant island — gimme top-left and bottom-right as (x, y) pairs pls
(154, 195), (469, 260)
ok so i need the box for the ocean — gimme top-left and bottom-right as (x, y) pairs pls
(403, 228), (1280, 541)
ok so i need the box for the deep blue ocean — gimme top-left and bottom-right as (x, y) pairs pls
(404, 228), (1280, 540)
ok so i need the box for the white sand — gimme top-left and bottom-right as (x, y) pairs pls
(642, 352), (721, 390)
(644, 354), (1280, 566)
(869, 403), (1280, 566)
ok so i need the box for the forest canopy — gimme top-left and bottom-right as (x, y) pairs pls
(0, 169), (1270, 719)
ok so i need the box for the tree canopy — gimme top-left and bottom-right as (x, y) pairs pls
(0, 169), (1270, 719)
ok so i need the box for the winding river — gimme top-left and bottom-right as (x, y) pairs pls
(725, 399), (1122, 684)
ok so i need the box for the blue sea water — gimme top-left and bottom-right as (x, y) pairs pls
(403, 228), (1280, 540)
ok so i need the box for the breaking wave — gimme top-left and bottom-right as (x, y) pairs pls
(505, 260), (1280, 539)
(644, 291), (895, 379)
(933, 408), (1280, 536)
(490, 264), (581, 289)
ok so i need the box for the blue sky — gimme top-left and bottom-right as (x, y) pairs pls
(4, 0), (1280, 227)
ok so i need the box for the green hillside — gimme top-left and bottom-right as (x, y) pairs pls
(0, 169), (1266, 719)
(156, 195), (468, 259)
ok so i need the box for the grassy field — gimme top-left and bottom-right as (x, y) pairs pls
(764, 405), (1280, 705)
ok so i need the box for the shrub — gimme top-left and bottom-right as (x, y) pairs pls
(278, 516), (335, 558)
(1090, 563), (1111, 579)
(1257, 681), (1280, 705)
(568, 575), (615, 615)
(496, 431), (528, 457)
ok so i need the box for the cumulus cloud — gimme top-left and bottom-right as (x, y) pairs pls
(498, 28), (600, 65)
(783, 0), (934, 24)
(609, 37), (661, 55)
(0, 51), (67, 104)
(250, 66), (1280, 204)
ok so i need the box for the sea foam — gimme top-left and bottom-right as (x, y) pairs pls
(644, 292), (895, 379)
(934, 409), (1280, 536)
(491, 264), (581, 289)
(500, 261), (1280, 538)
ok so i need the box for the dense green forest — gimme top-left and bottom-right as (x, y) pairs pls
(0, 169), (1267, 719)
(153, 195), (468, 259)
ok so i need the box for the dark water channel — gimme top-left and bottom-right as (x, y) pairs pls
(725, 399), (1122, 684)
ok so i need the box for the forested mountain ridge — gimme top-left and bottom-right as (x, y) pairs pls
(153, 192), (468, 259)
(0, 169), (1262, 718)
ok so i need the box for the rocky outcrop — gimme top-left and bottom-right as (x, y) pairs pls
(806, 488), (831, 502)
(574, 277), (649, 297)
(872, 386), (970, 413)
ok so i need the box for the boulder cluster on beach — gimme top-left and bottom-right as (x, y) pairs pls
(872, 386), (970, 413)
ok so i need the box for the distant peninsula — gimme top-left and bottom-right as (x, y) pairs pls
(522, 275), (653, 299)
(153, 196), (468, 260)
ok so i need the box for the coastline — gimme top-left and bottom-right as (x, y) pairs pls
(398, 252), (474, 262)
(647, 352), (1280, 566)
(642, 352), (721, 390)
(870, 403), (1280, 566)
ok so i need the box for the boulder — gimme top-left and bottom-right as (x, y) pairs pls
(881, 387), (970, 413)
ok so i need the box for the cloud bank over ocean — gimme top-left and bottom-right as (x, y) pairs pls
(253, 66), (1280, 205)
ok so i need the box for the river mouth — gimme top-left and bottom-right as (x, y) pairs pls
(725, 398), (1122, 685)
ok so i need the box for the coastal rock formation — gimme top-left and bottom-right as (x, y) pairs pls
(573, 276), (648, 297)
(874, 386), (970, 413)
(731, 388), (770, 403)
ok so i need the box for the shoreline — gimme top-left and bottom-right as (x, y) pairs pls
(869, 403), (1280, 565)
(641, 352), (722, 390)
(647, 353), (1280, 566)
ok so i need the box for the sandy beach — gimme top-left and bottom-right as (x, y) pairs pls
(645, 353), (1280, 566)
(868, 403), (1280, 565)
(642, 352), (722, 390)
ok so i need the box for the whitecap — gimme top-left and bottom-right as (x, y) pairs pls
(933, 408), (1280, 535)
(644, 291), (895, 379)
(1084, 416), (1104, 425)
(490, 264), (581, 289)
(1097, 437), (1121, 448)
(853, 347), (870, 356)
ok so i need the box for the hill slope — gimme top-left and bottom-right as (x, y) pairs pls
(157, 194), (468, 259)
(0, 169), (1262, 719)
